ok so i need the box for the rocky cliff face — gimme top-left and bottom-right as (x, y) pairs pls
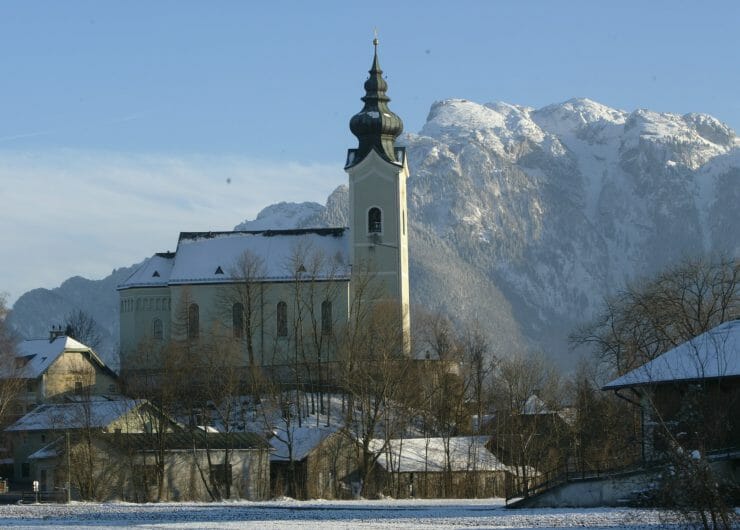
(9, 98), (739, 369)
(406, 98), (738, 364)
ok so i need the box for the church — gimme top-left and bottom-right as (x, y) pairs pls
(118, 40), (411, 379)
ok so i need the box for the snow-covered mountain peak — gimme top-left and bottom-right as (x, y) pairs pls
(682, 112), (735, 147)
(234, 201), (324, 231)
(233, 186), (349, 232)
(620, 108), (735, 170)
(532, 98), (627, 140)
(423, 99), (508, 133)
(420, 99), (546, 159)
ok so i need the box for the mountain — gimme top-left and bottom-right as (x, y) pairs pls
(9, 98), (740, 369)
(6, 266), (138, 371)
(409, 98), (738, 363)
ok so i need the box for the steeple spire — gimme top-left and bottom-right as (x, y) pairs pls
(348, 36), (404, 166)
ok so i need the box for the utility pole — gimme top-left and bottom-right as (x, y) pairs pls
(66, 431), (71, 503)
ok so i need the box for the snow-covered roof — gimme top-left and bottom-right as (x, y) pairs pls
(5, 398), (143, 432)
(119, 229), (350, 290)
(118, 252), (175, 289)
(269, 426), (341, 462)
(369, 436), (507, 473)
(603, 320), (740, 390)
(7, 336), (109, 380)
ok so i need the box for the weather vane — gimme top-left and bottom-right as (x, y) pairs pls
(373, 27), (379, 47)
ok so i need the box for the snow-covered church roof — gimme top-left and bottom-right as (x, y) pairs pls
(119, 228), (350, 290)
(603, 320), (740, 390)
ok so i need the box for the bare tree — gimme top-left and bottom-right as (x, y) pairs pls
(462, 321), (495, 437)
(64, 309), (103, 351)
(414, 312), (469, 496)
(0, 294), (23, 426)
(223, 249), (268, 394)
(179, 336), (244, 501)
(572, 256), (739, 375)
(490, 352), (565, 493)
(565, 359), (639, 469)
(339, 293), (413, 497)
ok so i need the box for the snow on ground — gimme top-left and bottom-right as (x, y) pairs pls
(0, 498), (683, 529)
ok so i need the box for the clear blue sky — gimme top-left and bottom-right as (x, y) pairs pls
(1, 1), (738, 304)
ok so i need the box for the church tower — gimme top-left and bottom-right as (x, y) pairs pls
(346, 38), (410, 353)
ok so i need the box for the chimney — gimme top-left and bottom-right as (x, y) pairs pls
(49, 325), (65, 342)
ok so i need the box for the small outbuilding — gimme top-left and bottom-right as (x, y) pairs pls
(269, 426), (358, 499)
(369, 436), (512, 498)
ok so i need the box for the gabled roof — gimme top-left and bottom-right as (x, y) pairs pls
(118, 228), (350, 291)
(5, 398), (144, 432)
(269, 426), (342, 462)
(603, 320), (740, 390)
(8, 336), (113, 380)
(370, 436), (508, 473)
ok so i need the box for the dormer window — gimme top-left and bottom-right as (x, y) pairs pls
(152, 271), (160, 277)
(368, 207), (382, 234)
(215, 266), (224, 275)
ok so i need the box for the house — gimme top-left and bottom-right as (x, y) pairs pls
(603, 319), (740, 460)
(7, 393), (271, 501)
(2, 331), (118, 417)
(368, 436), (512, 498)
(117, 39), (412, 383)
(26, 430), (270, 501)
(4, 396), (160, 488)
(269, 425), (357, 499)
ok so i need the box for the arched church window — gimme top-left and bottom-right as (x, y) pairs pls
(368, 207), (382, 233)
(276, 301), (288, 338)
(321, 300), (332, 335)
(152, 318), (163, 340)
(233, 303), (244, 338)
(188, 303), (199, 339)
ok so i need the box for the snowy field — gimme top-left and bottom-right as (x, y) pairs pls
(0, 498), (686, 529)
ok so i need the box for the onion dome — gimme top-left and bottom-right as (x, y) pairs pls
(349, 38), (404, 165)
